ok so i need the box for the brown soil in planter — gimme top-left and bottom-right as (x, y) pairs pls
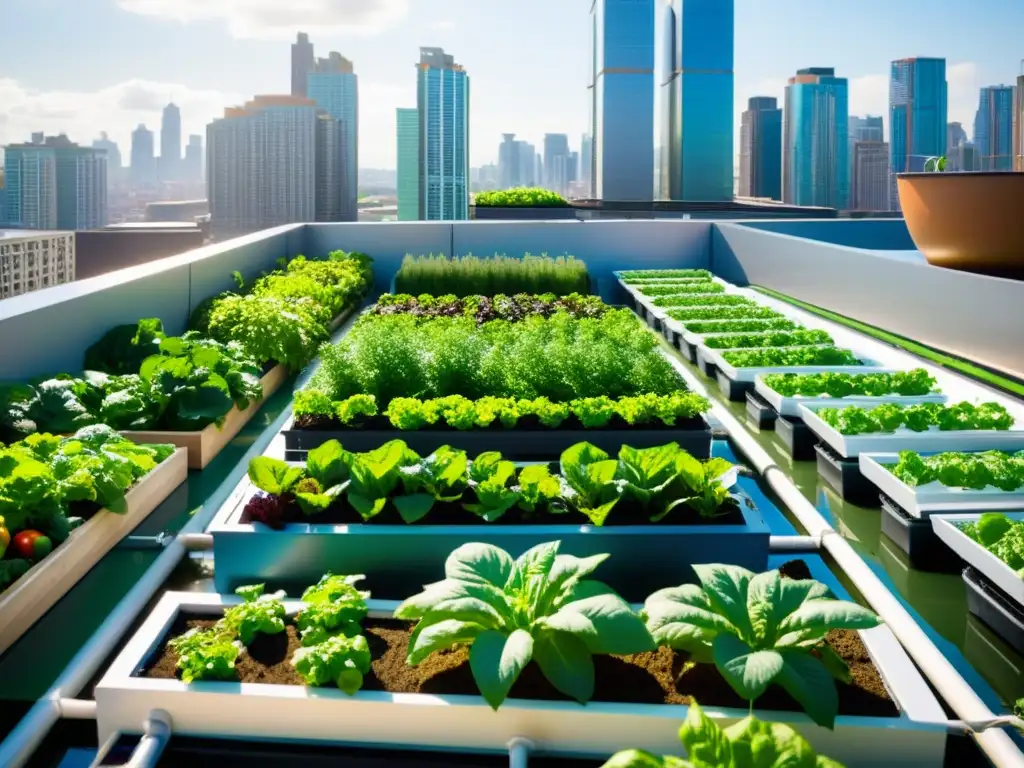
(143, 618), (896, 719)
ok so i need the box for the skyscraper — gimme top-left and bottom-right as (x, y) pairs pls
(92, 132), (122, 188)
(3, 142), (57, 229)
(307, 53), (359, 221)
(580, 133), (593, 191)
(498, 134), (520, 189)
(160, 102), (182, 182)
(543, 134), (572, 194)
(396, 108), (420, 221)
(207, 95), (330, 236)
(131, 124), (156, 187)
(849, 116), (884, 142)
(588, 0), (655, 200)
(889, 57), (947, 210)
(1015, 74), (1024, 171)
(851, 141), (890, 212)
(518, 141), (537, 187)
(947, 122), (968, 150)
(184, 135), (204, 183)
(657, 0), (734, 201)
(783, 67), (849, 209)
(974, 85), (1016, 171)
(416, 47), (469, 220)
(738, 96), (781, 200)
(292, 32), (315, 98)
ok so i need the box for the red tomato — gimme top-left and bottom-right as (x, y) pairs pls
(12, 530), (53, 560)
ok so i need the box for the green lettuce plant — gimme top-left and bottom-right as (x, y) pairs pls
(292, 633), (372, 694)
(601, 700), (845, 767)
(218, 584), (286, 645)
(295, 573), (370, 646)
(395, 540), (655, 709)
(643, 564), (882, 728)
(169, 627), (242, 683)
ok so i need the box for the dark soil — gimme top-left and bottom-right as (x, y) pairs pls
(778, 559), (813, 581)
(291, 414), (708, 433)
(240, 494), (747, 528)
(142, 614), (896, 719)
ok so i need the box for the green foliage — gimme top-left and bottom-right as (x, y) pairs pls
(644, 564), (881, 728)
(681, 318), (799, 335)
(665, 306), (780, 323)
(654, 295), (754, 309)
(394, 253), (589, 297)
(395, 540), (655, 709)
(703, 330), (832, 350)
(309, 310), (685, 406)
(292, 633), (372, 693)
(245, 440), (736, 525)
(924, 156), (947, 172)
(761, 369), (938, 399)
(169, 627), (242, 683)
(372, 292), (607, 322)
(600, 701), (847, 767)
(817, 401), (1013, 435)
(219, 583), (287, 645)
(722, 347), (862, 368)
(83, 317), (166, 375)
(636, 283), (725, 297)
(620, 270), (713, 281)
(296, 573), (370, 645)
(890, 450), (1024, 491)
(475, 187), (569, 207)
(960, 513), (1024, 573)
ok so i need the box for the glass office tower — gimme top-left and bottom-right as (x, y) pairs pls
(783, 67), (849, 210)
(417, 47), (469, 220)
(889, 57), (947, 210)
(738, 96), (782, 200)
(975, 85), (1016, 171)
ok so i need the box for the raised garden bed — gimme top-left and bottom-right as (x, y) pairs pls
(0, 446), (187, 655)
(814, 444), (881, 505)
(95, 591), (947, 766)
(753, 370), (947, 419)
(879, 495), (963, 573)
(860, 451), (1024, 518)
(932, 512), (1024, 607)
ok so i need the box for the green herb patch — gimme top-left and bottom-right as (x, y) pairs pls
(959, 513), (1024, 574)
(761, 369), (938, 398)
(703, 329), (832, 350)
(817, 401), (1013, 435)
(681, 318), (799, 335)
(889, 450), (1024, 490)
(665, 305), (781, 323)
(636, 283), (725, 297)
(372, 293), (606, 322)
(0, 425), (174, 590)
(654, 294), (753, 309)
(394, 254), (589, 297)
(721, 347), (862, 368)
(620, 269), (712, 281)
(475, 187), (569, 207)
(243, 439), (737, 527)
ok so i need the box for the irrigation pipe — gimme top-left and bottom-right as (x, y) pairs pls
(664, 348), (1024, 767)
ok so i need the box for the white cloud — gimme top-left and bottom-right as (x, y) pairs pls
(0, 78), (241, 161)
(428, 20), (457, 31)
(117, 0), (409, 39)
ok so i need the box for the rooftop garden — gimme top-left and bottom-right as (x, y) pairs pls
(474, 187), (570, 207)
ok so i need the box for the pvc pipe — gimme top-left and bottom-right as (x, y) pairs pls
(768, 535), (821, 552)
(57, 697), (97, 720)
(507, 737), (533, 768)
(664, 348), (1024, 767)
(179, 533), (214, 551)
(122, 710), (172, 768)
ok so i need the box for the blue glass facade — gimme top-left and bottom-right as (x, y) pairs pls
(417, 48), (469, 221)
(307, 71), (359, 221)
(657, 0), (734, 201)
(739, 96), (781, 200)
(589, 0), (654, 201)
(975, 85), (1015, 171)
(783, 68), (849, 210)
(889, 58), (946, 209)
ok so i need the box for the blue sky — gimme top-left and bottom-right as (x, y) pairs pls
(0, 0), (1021, 168)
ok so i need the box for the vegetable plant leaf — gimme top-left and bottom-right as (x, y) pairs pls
(712, 634), (784, 702)
(469, 628), (534, 710)
(533, 631), (595, 703)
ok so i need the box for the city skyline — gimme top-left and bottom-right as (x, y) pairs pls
(1, 0), (1021, 169)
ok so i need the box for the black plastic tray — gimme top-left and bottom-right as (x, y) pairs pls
(880, 495), (963, 573)
(745, 391), (778, 429)
(814, 444), (880, 505)
(283, 423), (714, 462)
(775, 415), (816, 460)
(716, 370), (752, 402)
(697, 354), (717, 379)
(964, 566), (1024, 654)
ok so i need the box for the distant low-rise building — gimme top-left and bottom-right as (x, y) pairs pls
(0, 229), (74, 299)
(851, 141), (890, 212)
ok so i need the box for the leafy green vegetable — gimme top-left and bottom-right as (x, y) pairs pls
(84, 317), (166, 375)
(817, 401), (1013, 435)
(636, 283), (725, 297)
(394, 253), (587, 297)
(889, 450), (1024, 491)
(665, 305), (779, 323)
(761, 369), (937, 398)
(960, 513), (1024, 573)
(654, 295), (753, 309)
(395, 540), (655, 709)
(682, 318), (798, 335)
(296, 573), (370, 645)
(396, 446), (469, 523)
(722, 347), (861, 368)
(475, 188), (570, 208)
(702, 329), (832, 350)
(169, 627), (242, 683)
(600, 700), (846, 767)
(620, 270), (712, 281)
(291, 633), (372, 693)
(644, 564), (881, 728)
(219, 584), (286, 645)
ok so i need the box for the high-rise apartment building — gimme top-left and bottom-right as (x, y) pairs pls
(738, 96), (781, 200)
(416, 47), (469, 220)
(92, 132), (122, 187)
(851, 141), (890, 212)
(396, 108), (420, 221)
(184, 135), (204, 183)
(588, 0), (655, 200)
(849, 115), (884, 142)
(657, 0), (734, 201)
(498, 134), (520, 189)
(291, 33), (315, 98)
(1015, 74), (1024, 171)
(947, 122), (968, 150)
(161, 102), (182, 182)
(4, 135), (107, 230)
(889, 57), (947, 210)
(580, 133), (593, 191)
(783, 68), (849, 209)
(543, 134), (572, 194)
(0, 230), (75, 299)
(207, 95), (338, 236)
(974, 85), (1016, 171)
(518, 142), (537, 187)
(131, 124), (156, 187)
(307, 53), (359, 221)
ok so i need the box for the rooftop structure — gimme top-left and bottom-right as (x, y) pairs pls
(0, 228), (74, 299)
(416, 47), (470, 220)
(783, 67), (849, 210)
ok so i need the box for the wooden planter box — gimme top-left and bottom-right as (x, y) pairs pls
(0, 448), (188, 656)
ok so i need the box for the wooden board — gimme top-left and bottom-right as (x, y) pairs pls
(0, 448), (188, 656)
(121, 365), (288, 470)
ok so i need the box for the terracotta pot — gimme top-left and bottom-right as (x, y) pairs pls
(897, 172), (1024, 270)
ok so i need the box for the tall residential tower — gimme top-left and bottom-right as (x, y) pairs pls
(307, 53), (359, 221)
(783, 67), (849, 209)
(291, 33), (315, 98)
(657, 0), (734, 201)
(160, 102), (181, 182)
(889, 57), (947, 210)
(396, 108), (420, 220)
(738, 96), (781, 200)
(588, 0), (655, 200)
(416, 47), (469, 220)
(130, 124), (156, 187)
(975, 85), (1016, 171)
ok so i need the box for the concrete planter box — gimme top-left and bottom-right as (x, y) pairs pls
(95, 593), (948, 767)
(208, 474), (768, 602)
(470, 206), (578, 220)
